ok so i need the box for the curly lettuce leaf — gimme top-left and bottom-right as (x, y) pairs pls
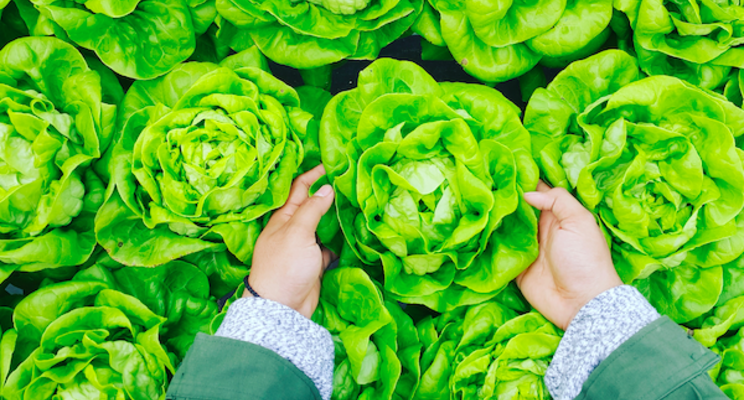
(416, 301), (560, 399)
(23, 0), (197, 79)
(216, 0), (422, 70)
(72, 255), (218, 359)
(615, 0), (744, 91)
(412, 0), (612, 82)
(311, 267), (421, 400)
(5, 282), (174, 399)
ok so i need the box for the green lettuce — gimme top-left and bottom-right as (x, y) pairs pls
(0, 304), (16, 395)
(712, 327), (744, 399)
(687, 255), (744, 347)
(411, 0), (613, 83)
(723, 70), (743, 107)
(0, 37), (119, 286)
(4, 281), (175, 399)
(215, 0), (423, 73)
(312, 267), (421, 400)
(0, 3), (28, 48)
(95, 48), (322, 273)
(415, 303), (560, 399)
(525, 49), (744, 324)
(70, 252), (218, 360)
(14, 0), (203, 79)
(0, 0), (10, 24)
(615, 0), (744, 93)
(320, 58), (539, 312)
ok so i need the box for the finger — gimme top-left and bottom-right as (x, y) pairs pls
(523, 187), (590, 224)
(274, 165), (326, 223)
(289, 184), (335, 235)
(535, 180), (552, 193)
(537, 208), (556, 245)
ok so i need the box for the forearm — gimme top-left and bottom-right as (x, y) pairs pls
(215, 297), (335, 400)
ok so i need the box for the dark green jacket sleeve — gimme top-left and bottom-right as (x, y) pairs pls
(166, 333), (322, 400)
(577, 316), (727, 400)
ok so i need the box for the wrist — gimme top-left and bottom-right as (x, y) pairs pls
(561, 281), (623, 330)
(244, 276), (310, 317)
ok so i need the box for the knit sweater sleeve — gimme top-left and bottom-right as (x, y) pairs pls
(545, 285), (661, 400)
(214, 297), (335, 400)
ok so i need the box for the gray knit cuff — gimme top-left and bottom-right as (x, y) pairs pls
(215, 297), (334, 400)
(545, 285), (660, 400)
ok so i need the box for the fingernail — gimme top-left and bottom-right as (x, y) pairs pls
(315, 185), (333, 197)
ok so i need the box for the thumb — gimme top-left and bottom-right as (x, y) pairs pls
(288, 184), (335, 233)
(523, 187), (590, 224)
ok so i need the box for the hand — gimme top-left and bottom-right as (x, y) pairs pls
(246, 165), (337, 319)
(516, 181), (622, 330)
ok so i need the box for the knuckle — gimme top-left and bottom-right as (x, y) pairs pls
(552, 187), (570, 197)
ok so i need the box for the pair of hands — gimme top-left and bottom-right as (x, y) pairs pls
(248, 166), (621, 330)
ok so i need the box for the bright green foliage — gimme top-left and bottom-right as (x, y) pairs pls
(415, 303), (561, 399)
(688, 256), (744, 347)
(4, 281), (175, 399)
(0, 0), (9, 19)
(215, 0), (423, 70)
(320, 58), (539, 312)
(723, 70), (743, 107)
(95, 49), (322, 269)
(615, 0), (744, 93)
(312, 268), (422, 400)
(0, 3), (28, 49)
(70, 252), (219, 360)
(15, 0), (200, 79)
(412, 0), (613, 83)
(710, 327), (744, 399)
(525, 49), (744, 323)
(0, 305), (16, 395)
(0, 37), (119, 285)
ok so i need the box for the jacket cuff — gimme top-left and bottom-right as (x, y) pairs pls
(215, 298), (334, 400)
(545, 285), (660, 400)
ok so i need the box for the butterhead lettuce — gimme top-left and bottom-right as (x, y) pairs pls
(615, 0), (744, 93)
(320, 58), (539, 312)
(95, 49), (320, 270)
(4, 281), (175, 399)
(0, 37), (119, 286)
(415, 303), (560, 399)
(15, 0), (201, 79)
(526, 49), (744, 324)
(312, 267), (421, 400)
(412, 0), (613, 83)
(215, 0), (422, 73)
